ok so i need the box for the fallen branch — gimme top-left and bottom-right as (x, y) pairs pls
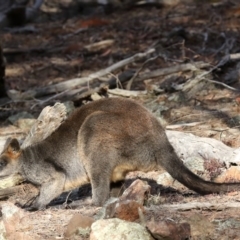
(3, 46), (56, 55)
(30, 70), (135, 107)
(166, 130), (240, 167)
(7, 48), (155, 100)
(7, 56), (210, 102)
(136, 61), (210, 82)
(154, 201), (240, 211)
(108, 88), (147, 97)
(126, 55), (158, 90)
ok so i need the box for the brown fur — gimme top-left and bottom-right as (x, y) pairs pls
(1, 97), (240, 210)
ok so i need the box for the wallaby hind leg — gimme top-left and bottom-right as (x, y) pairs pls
(30, 172), (66, 210)
(85, 158), (111, 206)
(91, 171), (111, 206)
(81, 154), (112, 206)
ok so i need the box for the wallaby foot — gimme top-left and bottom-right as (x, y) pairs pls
(15, 195), (38, 210)
(91, 175), (110, 206)
(30, 174), (65, 210)
(91, 186), (110, 206)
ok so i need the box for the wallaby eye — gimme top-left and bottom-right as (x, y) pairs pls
(0, 159), (8, 170)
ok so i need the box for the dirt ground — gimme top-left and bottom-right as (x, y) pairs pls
(1, 0), (240, 239)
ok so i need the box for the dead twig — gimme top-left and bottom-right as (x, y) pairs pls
(229, 53), (240, 61)
(126, 55), (158, 90)
(61, 27), (88, 40)
(191, 56), (238, 91)
(202, 78), (237, 91)
(63, 190), (73, 208)
(84, 39), (115, 52)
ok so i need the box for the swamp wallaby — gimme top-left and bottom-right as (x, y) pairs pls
(0, 97), (240, 210)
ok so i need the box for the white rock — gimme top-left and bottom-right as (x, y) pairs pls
(90, 218), (154, 240)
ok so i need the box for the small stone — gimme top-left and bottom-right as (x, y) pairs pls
(114, 200), (145, 221)
(64, 213), (94, 238)
(120, 179), (151, 205)
(147, 219), (191, 240)
(101, 179), (149, 221)
(1, 202), (35, 240)
(187, 213), (214, 238)
(1, 202), (25, 234)
(102, 199), (144, 221)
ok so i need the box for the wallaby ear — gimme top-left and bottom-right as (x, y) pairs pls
(8, 138), (20, 151)
(6, 138), (21, 159)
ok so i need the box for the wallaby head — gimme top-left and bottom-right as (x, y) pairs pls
(0, 138), (22, 177)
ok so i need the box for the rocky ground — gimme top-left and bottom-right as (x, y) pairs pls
(1, 0), (240, 239)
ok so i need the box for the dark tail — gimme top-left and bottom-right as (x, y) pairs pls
(157, 142), (240, 194)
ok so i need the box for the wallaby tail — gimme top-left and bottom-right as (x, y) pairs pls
(157, 142), (240, 194)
